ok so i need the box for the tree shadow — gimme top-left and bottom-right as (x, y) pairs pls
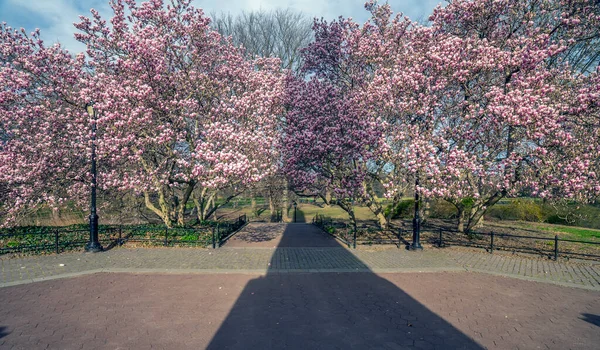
(228, 224), (283, 243)
(293, 208), (307, 223)
(208, 224), (484, 349)
(580, 313), (600, 327)
(0, 326), (10, 338)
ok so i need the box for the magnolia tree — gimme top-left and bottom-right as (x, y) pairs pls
(361, 0), (600, 232)
(72, 0), (285, 227)
(0, 23), (90, 225)
(283, 15), (395, 229)
(419, 0), (600, 232)
(287, 0), (599, 233)
(284, 76), (381, 229)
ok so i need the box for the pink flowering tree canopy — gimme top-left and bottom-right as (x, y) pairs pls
(1, 0), (284, 227)
(72, 0), (285, 226)
(285, 0), (600, 232)
(1, 0), (599, 232)
(0, 23), (88, 225)
(283, 15), (389, 229)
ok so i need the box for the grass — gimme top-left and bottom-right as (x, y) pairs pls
(296, 204), (377, 222)
(489, 220), (600, 242)
(528, 223), (600, 241)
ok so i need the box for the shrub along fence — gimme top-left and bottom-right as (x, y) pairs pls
(0, 214), (247, 255)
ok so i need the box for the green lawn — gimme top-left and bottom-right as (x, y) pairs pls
(532, 224), (600, 241)
(492, 221), (600, 242)
(296, 204), (377, 222)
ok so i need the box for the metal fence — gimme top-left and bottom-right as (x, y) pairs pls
(211, 214), (248, 248)
(435, 229), (600, 260)
(0, 215), (248, 255)
(313, 214), (402, 249)
(313, 215), (599, 260)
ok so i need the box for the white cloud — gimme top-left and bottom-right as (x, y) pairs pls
(0, 0), (443, 53)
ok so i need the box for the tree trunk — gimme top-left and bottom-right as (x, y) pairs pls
(203, 193), (216, 221)
(325, 190), (332, 207)
(465, 207), (487, 233)
(338, 199), (357, 233)
(362, 180), (388, 229)
(282, 178), (289, 221)
(176, 183), (195, 227)
(269, 195), (276, 221)
(251, 193), (257, 217)
(193, 187), (208, 223)
(457, 205), (465, 233)
(422, 198), (431, 225)
(158, 188), (172, 227)
(144, 190), (173, 227)
(464, 191), (506, 233)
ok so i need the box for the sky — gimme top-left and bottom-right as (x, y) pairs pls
(0, 0), (443, 53)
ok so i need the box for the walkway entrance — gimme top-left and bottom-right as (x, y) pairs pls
(222, 223), (339, 248)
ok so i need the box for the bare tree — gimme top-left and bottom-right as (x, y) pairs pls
(211, 9), (313, 71)
(212, 9), (313, 221)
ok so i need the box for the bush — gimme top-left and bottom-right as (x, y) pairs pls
(545, 214), (569, 225)
(486, 199), (545, 222)
(384, 199), (415, 219)
(429, 200), (458, 219)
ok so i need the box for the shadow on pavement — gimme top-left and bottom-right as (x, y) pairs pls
(229, 224), (282, 244)
(208, 224), (483, 349)
(293, 208), (307, 223)
(0, 326), (10, 338)
(581, 313), (600, 327)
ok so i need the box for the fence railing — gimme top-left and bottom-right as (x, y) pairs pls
(0, 215), (248, 255)
(435, 229), (600, 260)
(313, 214), (403, 249)
(211, 214), (248, 248)
(313, 215), (599, 260)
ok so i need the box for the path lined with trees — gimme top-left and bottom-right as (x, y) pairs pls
(1, 0), (599, 246)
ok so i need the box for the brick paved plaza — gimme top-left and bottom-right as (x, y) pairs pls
(0, 223), (599, 349)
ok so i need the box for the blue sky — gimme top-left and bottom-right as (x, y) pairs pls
(0, 0), (443, 53)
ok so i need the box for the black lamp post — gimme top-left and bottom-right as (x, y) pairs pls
(293, 201), (297, 223)
(85, 101), (103, 252)
(410, 174), (423, 251)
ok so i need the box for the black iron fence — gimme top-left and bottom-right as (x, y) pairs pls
(313, 214), (402, 249)
(435, 229), (600, 260)
(0, 215), (248, 255)
(313, 215), (599, 260)
(211, 214), (248, 248)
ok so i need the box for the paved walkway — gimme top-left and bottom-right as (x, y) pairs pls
(1, 223), (599, 290)
(0, 223), (599, 349)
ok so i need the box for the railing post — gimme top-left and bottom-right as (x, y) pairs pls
(490, 232), (494, 254)
(438, 228), (443, 248)
(216, 223), (220, 248)
(398, 227), (402, 249)
(554, 235), (559, 261)
(164, 227), (168, 247)
(212, 225), (216, 249)
(55, 229), (59, 254)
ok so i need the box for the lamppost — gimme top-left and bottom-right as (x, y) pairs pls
(85, 101), (103, 252)
(293, 201), (297, 223)
(410, 174), (423, 251)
